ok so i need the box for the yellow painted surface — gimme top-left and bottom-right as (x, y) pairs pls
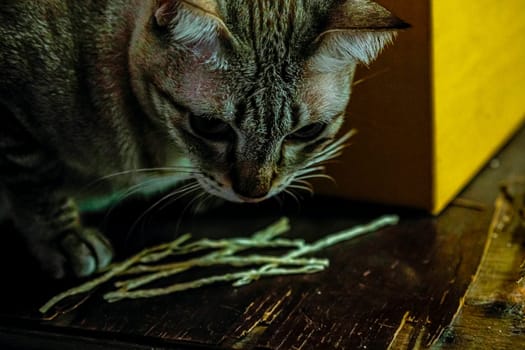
(319, 1), (525, 213)
(432, 0), (525, 212)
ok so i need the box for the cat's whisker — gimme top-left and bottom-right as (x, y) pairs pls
(125, 181), (201, 240)
(283, 134), (352, 199)
(296, 174), (336, 183)
(173, 190), (208, 233)
(194, 192), (213, 214)
(288, 184), (314, 196)
(179, 190), (208, 220)
(191, 192), (209, 213)
(273, 194), (285, 209)
(306, 138), (350, 166)
(320, 130), (355, 153)
(319, 141), (347, 157)
(81, 166), (202, 193)
(93, 166), (200, 181)
(102, 177), (170, 223)
(171, 188), (211, 235)
(157, 182), (202, 212)
(313, 130), (355, 157)
(305, 152), (343, 169)
(314, 159), (344, 166)
(129, 185), (203, 244)
(301, 143), (347, 170)
(303, 148), (342, 169)
(111, 177), (172, 204)
(293, 179), (314, 190)
(321, 143), (347, 157)
(283, 189), (302, 210)
(295, 166), (326, 177)
(352, 68), (390, 87)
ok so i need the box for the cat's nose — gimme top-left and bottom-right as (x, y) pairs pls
(232, 180), (270, 201)
(230, 163), (272, 201)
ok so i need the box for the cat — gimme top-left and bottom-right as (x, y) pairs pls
(0, 0), (406, 279)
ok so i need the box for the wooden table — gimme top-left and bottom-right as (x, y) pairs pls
(1, 127), (524, 350)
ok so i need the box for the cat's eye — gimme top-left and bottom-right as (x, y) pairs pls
(288, 123), (326, 141)
(189, 114), (233, 141)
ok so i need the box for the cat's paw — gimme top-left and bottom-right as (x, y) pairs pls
(32, 227), (113, 279)
(60, 227), (114, 277)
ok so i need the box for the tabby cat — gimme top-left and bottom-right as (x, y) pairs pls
(0, 0), (405, 278)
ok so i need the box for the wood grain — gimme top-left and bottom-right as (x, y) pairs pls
(1, 128), (525, 349)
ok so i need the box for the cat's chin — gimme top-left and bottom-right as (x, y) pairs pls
(194, 176), (273, 204)
(203, 186), (270, 204)
(235, 195), (269, 204)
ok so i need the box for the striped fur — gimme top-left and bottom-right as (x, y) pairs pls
(0, 0), (403, 278)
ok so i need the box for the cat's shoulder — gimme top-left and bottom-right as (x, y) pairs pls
(0, 0), (69, 32)
(0, 0), (66, 15)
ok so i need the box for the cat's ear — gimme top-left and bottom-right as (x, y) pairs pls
(310, 0), (408, 71)
(154, 0), (233, 68)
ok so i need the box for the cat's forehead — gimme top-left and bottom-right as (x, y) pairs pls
(221, 0), (325, 57)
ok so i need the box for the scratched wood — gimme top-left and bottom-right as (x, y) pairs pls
(431, 130), (525, 349)
(434, 197), (525, 349)
(0, 126), (524, 350)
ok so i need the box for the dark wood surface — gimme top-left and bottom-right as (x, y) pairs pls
(1, 126), (524, 350)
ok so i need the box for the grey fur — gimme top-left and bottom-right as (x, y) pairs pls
(0, 0), (401, 278)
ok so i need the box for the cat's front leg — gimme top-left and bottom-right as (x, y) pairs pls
(8, 192), (114, 279)
(0, 116), (113, 278)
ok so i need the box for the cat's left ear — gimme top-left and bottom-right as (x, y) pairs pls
(154, 0), (233, 67)
(311, 0), (409, 71)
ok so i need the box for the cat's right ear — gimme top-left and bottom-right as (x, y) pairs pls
(154, 0), (234, 68)
(309, 0), (409, 72)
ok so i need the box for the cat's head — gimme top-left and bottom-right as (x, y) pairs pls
(129, 0), (406, 202)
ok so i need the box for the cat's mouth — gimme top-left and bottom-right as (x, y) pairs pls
(195, 173), (277, 204)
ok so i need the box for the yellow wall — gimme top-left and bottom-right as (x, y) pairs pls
(319, 1), (525, 213)
(432, 0), (525, 212)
